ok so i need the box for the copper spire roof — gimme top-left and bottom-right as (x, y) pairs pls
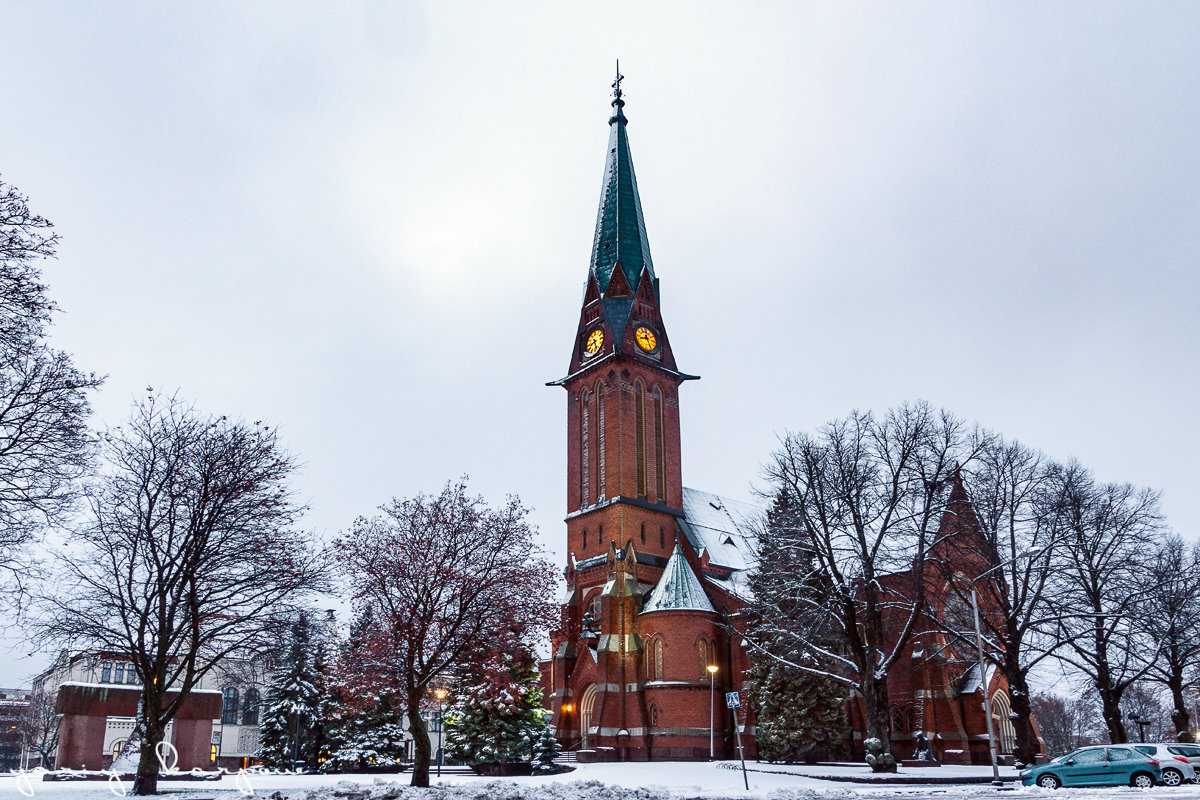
(641, 542), (716, 614)
(588, 63), (655, 297)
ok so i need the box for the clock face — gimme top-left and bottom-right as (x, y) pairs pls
(584, 329), (604, 356)
(635, 326), (657, 352)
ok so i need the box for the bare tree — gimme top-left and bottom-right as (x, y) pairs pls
(1141, 534), (1200, 741)
(1050, 463), (1162, 744)
(333, 479), (558, 788)
(36, 393), (326, 794)
(18, 688), (60, 768)
(929, 439), (1065, 765)
(0, 176), (102, 611)
(1031, 691), (1101, 756)
(751, 402), (979, 770)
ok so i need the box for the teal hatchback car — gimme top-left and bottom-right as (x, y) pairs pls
(1020, 745), (1162, 789)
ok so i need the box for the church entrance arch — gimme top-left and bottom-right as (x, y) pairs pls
(579, 683), (599, 748)
(990, 690), (1016, 755)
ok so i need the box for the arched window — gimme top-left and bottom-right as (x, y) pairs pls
(580, 391), (591, 507)
(654, 639), (664, 681)
(890, 706), (906, 733)
(698, 639), (708, 677)
(242, 689), (260, 725)
(221, 688), (239, 725)
(596, 382), (606, 499)
(635, 381), (647, 496)
(991, 691), (1016, 754)
(653, 387), (665, 502)
(589, 593), (602, 621)
(648, 703), (659, 729)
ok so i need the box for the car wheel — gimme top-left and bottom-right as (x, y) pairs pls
(1131, 772), (1155, 789)
(1037, 773), (1061, 789)
(1161, 768), (1184, 787)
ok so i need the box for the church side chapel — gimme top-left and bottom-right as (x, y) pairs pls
(543, 72), (1029, 765)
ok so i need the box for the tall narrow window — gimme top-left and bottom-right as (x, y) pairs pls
(654, 388), (666, 502)
(583, 529), (588, 550)
(635, 382), (647, 496)
(698, 640), (708, 677)
(101, 662), (112, 683)
(654, 639), (664, 681)
(640, 523), (645, 544)
(580, 391), (591, 507)
(242, 689), (260, 725)
(221, 688), (239, 725)
(597, 383), (606, 499)
(113, 662), (125, 683)
(649, 703), (659, 728)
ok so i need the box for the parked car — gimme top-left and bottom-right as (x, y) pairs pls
(1020, 745), (1162, 789)
(1131, 743), (1199, 786)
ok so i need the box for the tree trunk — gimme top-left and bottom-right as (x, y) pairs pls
(407, 704), (432, 788)
(1006, 665), (1040, 766)
(131, 713), (165, 796)
(862, 676), (896, 773)
(1097, 685), (1127, 744)
(1167, 676), (1193, 742)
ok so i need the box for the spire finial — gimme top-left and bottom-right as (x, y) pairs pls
(609, 60), (626, 126)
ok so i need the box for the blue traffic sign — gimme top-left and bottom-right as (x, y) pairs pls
(725, 691), (740, 708)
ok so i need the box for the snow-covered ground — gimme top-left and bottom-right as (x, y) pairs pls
(3, 763), (1200, 800)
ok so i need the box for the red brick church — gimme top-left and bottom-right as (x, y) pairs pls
(544, 74), (1028, 765)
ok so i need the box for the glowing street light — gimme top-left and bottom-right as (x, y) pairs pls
(707, 664), (719, 760)
(434, 688), (448, 777)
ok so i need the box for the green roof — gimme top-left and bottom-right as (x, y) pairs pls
(589, 91), (655, 296)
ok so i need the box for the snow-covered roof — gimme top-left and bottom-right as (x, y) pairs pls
(958, 662), (997, 694)
(641, 543), (716, 614)
(679, 487), (763, 572)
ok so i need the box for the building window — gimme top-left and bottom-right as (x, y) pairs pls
(597, 382), (606, 499)
(589, 593), (602, 621)
(101, 662), (112, 683)
(640, 523), (645, 544)
(580, 391), (590, 507)
(635, 382), (647, 496)
(660, 527), (665, 548)
(653, 639), (664, 681)
(242, 689), (260, 725)
(222, 688), (239, 725)
(648, 703), (659, 728)
(583, 529), (587, 550)
(654, 388), (666, 502)
(127, 664), (138, 684)
(113, 662), (125, 684)
(698, 640), (708, 678)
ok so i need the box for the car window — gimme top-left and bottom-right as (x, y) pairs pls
(1074, 749), (1106, 764)
(1133, 746), (1155, 756)
(1108, 748), (1135, 761)
(1171, 746), (1200, 757)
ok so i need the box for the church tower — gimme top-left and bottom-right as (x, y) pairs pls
(547, 69), (746, 763)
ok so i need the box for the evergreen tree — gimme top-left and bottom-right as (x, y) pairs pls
(444, 632), (545, 768)
(257, 616), (323, 768)
(745, 487), (848, 763)
(321, 609), (410, 772)
(531, 724), (562, 775)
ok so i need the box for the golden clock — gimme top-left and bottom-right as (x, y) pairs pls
(635, 326), (657, 352)
(584, 329), (604, 356)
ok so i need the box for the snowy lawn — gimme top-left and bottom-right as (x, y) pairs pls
(4, 763), (1200, 800)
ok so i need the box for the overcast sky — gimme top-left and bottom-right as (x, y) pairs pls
(1, 1), (1197, 687)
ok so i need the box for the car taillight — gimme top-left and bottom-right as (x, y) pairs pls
(1175, 756), (1190, 764)
(1148, 759), (1159, 767)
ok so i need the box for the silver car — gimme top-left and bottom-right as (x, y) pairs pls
(1131, 744), (1198, 786)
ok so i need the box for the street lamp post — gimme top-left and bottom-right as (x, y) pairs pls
(434, 688), (448, 777)
(1129, 713), (1150, 743)
(707, 664), (719, 760)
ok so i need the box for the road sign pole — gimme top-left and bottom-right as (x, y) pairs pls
(731, 706), (748, 790)
(725, 690), (748, 791)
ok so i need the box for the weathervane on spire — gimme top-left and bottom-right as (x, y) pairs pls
(612, 60), (624, 102)
(609, 60), (626, 126)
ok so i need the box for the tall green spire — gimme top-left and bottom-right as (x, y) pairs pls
(589, 63), (655, 296)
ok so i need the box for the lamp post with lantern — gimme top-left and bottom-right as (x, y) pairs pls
(434, 688), (448, 777)
(707, 664), (719, 760)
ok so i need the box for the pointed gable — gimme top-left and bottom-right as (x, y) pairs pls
(641, 543), (716, 614)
